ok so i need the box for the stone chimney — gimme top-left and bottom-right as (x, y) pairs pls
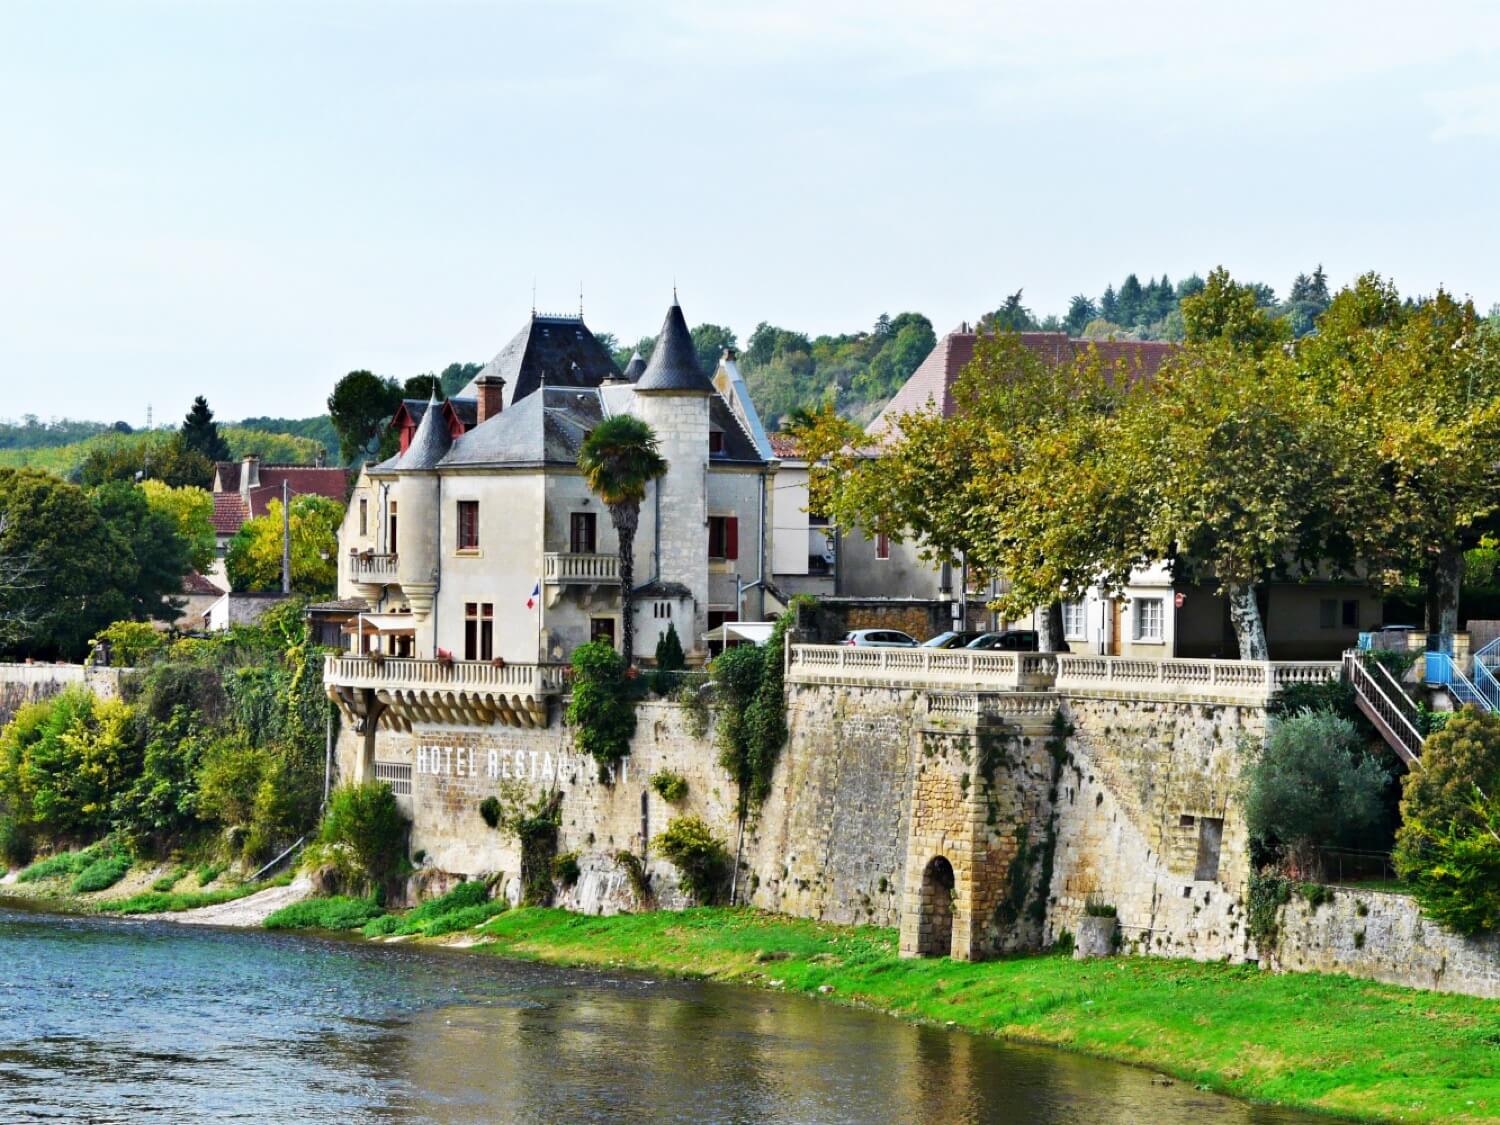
(475, 374), (506, 424)
(240, 454), (260, 499)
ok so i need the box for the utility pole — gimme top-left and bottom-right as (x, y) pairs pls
(281, 480), (291, 594)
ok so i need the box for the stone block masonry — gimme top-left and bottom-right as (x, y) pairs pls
(0, 663), (125, 729)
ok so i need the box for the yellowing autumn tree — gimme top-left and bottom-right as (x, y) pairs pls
(225, 495), (343, 594)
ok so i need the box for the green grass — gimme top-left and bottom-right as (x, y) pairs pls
(98, 873), (290, 914)
(464, 907), (1500, 1125)
(195, 863), (225, 887)
(17, 850), (96, 883)
(263, 895), (385, 931)
(355, 879), (503, 939)
(70, 854), (131, 893)
(151, 866), (189, 892)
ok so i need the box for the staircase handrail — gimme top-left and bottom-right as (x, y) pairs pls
(1476, 635), (1500, 663)
(1343, 651), (1424, 761)
(1473, 657), (1500, 711)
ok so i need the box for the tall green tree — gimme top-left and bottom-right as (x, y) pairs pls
(76, 431), (214, 490)
(327, 370), (402, 463)
(140, 480), (215, 574)
(90, 481), (191, 625)
(225, 495), (344, 594)
(691, 324), (738, 378)
(180, 396), (230, 462)
(576, 415), (667, 665)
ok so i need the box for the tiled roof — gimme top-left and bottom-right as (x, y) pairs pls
(210, 465), (353, 534)
(768, 432), (801, 458)
(182, 570), (225, 596)
(870, 330), (1177, 436)
(211, 492), (248, 535)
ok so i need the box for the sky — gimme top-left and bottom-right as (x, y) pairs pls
(2, 0), (1499, 425)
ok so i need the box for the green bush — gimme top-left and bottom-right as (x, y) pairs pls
(711, 609), (793, 814)
(650, 769), (688, 803)
(196, 862), (225, 886)
(652, 816), (730, 905)
(1395, 707), (1500, 934)
(650, 623), (686, 695)
(89, 621), (166, 668)
(0, 815), (32, 869)
(1084, 898), (1117, 918)
(479, 796), (501, 828)
(1243, 710), (1389, 874)
(99, 878), (288, 914)
(566, 641), (637, 775)
(152, 866), (188, 892)
(357, 880), (502, 938)
(307, 782), (406, 894)
(71, 854), (131, 893)
(552, 851), (581, 888)
(264, 895), (384, 931)
(17, 848), (95, 883)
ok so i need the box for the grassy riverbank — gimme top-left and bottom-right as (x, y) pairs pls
(452, 907), (1497, 1124)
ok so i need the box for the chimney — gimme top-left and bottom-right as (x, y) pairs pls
(475, 374), (506, 424)
(240, 454), (260, 498)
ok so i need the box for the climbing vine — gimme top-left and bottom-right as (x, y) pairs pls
(712, 607), (794, 816)
(565, 641), (637, 777)
(479, 784), (563, 905)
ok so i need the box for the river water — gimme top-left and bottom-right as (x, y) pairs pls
(0, 904), (1328, 1124)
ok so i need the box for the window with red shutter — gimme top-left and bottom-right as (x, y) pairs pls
(457, 500), (479, 550)
(725, 517), (739, 560)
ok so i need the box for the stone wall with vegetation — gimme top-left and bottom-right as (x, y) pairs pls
(0, 663), (124, 729)
(1272, 886), (1500, 999)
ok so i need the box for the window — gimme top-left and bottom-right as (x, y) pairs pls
(875, 533), (890, 561)
(708, 430), (725, 454)
(359, 498), (368, 537)
(1342, 599), (1359, 629)
(590, 617), (616, 647)
(653, 601), (672, 619)
(708, 516), (738, 560)
(457, 500), (479, 551)
(388, 501), (398, 555)
(571, 512), (597, 555)
(464, 602), (493, 661)
(1319, 598), (1337, 629)
(1062, 601), (1086, 639)
(1133, 597), (1164, 641)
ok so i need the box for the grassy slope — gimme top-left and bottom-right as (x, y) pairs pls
(0, 426), (324, 476)
(468, 907), (1500, 1124)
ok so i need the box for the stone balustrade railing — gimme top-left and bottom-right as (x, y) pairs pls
(543, 552), (621, 585)
(350, 552), (398, 583)
(324, 655), (568, 695)
(787, 644), (1340, 705)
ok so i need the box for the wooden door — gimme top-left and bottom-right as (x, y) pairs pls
(1109, 599), (1123, 656)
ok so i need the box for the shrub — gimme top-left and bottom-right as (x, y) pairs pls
(0, 815), (32, 869)
(264, 895), (384, 931)
(357, 880), (503, 938)
(652, 815), (730, 905)
(111, 712), (208, 855)
(90, 621), (166, 668)
(711, 609), (793, 814)
(479, 796), (501, 828)
(1395, 707), (1500, 934)
(196, 862), (225, 886)
(1083, 898), (1117, 918)
(552, 851), (581, 888)
(566, 641), (637, 775)
(152, 866), (188, 892)
(616, 850), (652, 908)
(306, 782), (406, 894)
(1242, 710), (1389, 875)
(650, 769), (688, 803)
(650, 623), (687, 695)
(71, 853), (131, 893)
(18, 848), (96, 883)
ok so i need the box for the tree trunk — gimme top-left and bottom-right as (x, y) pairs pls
(612, 502), (640, 665)
(1037, 601), (1068, 653)
(1426, 545), (1462, 638)
(1226, 581), (1269, 661)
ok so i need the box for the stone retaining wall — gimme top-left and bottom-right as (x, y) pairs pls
(0, 663), (126, 728)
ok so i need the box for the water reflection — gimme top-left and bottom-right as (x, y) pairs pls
(0, 905), (1327, 1124)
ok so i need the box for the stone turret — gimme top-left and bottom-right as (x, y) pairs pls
(633, 299), (713, 658)
(392, 388), (450, 624)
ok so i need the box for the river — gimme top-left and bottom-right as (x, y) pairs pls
(0, 904), (1329, 1123)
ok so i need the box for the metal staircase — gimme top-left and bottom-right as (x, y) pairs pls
(1343, 651), (1424, 765)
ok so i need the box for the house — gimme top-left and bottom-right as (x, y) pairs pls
(201, 590), (292, 632)
(833, 325), (1374, 658)
(210, 455), (354, 569)
(172, 570), (225, 631)
(327, 300), (775, 668)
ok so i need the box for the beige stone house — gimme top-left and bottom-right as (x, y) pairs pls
(327, 301), (775, 671)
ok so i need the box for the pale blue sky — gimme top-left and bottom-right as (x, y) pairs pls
(3, 0), (1499, 424)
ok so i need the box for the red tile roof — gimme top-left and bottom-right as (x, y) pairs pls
(210, 464), (353, 536)
(870, 330), (1177, 436)
(768, 432), (802, 459)
(182, 570), (225, 596)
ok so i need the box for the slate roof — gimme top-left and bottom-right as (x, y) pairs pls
(395, 392), (453, 470)
(399, 397), (478, 429)
(870, 330), (1177, 436)
(465, 314), (621, 411)
(622, 351), (646, 381)
(636, 302), (715, 394)
(437, 386), (606, 468)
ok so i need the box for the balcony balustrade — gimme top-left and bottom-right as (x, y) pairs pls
(324, 654), (567, 730)
(543, 552), (621, 585)
(349, 552), (399, 585)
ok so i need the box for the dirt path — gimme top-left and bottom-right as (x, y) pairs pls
(145, 876), (313, 927)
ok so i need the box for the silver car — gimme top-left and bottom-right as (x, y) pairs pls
(840, 629), (918, 648)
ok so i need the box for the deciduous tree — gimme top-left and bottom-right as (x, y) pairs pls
(225, 495), (343, 594)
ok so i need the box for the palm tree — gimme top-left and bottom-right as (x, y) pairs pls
(577, 415), (667, 665)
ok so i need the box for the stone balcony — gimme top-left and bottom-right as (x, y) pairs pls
(324, 654), (567, 730)
(543, 552), (621, 586)
(786, 645), (1340, 706)
(349, 551), (399, 590)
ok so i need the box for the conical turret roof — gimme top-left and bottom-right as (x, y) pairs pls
(635, 301), (714, 394)
(396, 388), (452, 469)
(622, 350), (646, 381)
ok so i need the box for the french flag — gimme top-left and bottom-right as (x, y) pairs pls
(526, 581), (540, 610)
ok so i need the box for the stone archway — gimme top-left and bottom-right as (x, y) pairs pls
(916, 855), (956, 957)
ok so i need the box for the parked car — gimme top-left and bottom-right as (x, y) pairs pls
(920, 630), (984, 649)
(966, 630), (1040, 652)
(840, 629), (919, 648)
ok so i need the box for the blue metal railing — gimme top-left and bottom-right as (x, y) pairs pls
(1473, 653), (1500, 711)
(1427, 651), (1493, 711)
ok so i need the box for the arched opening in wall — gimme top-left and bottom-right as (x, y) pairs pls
(917, 856), (956, 957)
